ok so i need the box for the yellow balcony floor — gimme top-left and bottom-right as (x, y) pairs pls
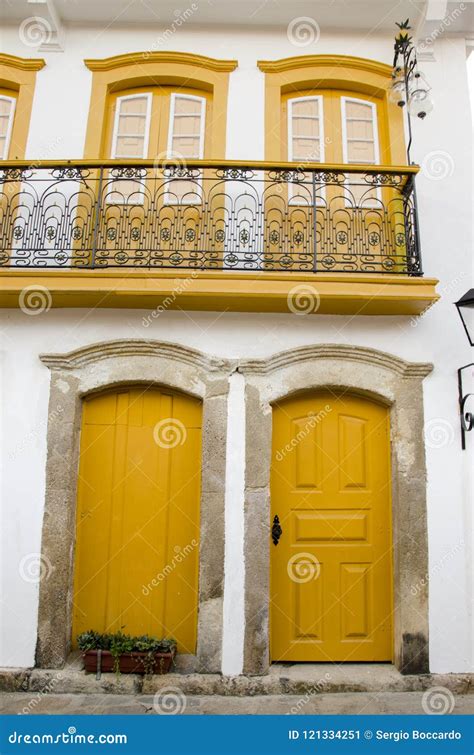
(0, 269), (439, 316)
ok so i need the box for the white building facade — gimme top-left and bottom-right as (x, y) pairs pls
(0, 0), (473, 679)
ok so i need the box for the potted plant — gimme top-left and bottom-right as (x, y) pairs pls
(77, 630), (177, 675)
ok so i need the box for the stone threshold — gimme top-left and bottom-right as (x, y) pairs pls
(0, 663), (472, 697)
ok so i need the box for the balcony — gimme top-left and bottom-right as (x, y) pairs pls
(0, 160), (438, 315)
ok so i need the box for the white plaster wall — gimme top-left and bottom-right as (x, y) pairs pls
(0, 23), (472, 673)
(222, 372), (246, 676)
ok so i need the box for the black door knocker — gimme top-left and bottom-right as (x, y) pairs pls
(272, 515), (283, 545)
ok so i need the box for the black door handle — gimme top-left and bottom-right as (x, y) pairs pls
(272, 515), (283, 545)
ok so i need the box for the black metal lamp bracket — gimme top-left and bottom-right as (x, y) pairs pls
(458, 363), (474, 450)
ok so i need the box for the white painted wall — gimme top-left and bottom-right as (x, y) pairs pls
(222, 371), (246, 676)
(0, 22), (472, 673)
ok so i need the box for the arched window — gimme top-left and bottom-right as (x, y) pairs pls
(258, 57), (409, 272)
(83, 51), (236, 161)
(259, 55), (405, 165)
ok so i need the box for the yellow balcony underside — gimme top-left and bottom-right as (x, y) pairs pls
(0, 270), (438, 316)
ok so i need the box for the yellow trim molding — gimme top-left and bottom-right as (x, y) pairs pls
(0, 53), (45, 72)
(257, 54), (392, 77)
(83, 51), (237, 158)
(0, 54), (45, 159)
(85, 52), (238, 73)
(259, 54), (407, 165)
(0, 270), (439, 316)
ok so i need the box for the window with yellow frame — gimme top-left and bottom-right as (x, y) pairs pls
(0, 89), (17, 160)
(102, 85), (211, 205)
(283, 88), (388, 206)
(85, 84), (215, 266)
(276, 84), (407, 272)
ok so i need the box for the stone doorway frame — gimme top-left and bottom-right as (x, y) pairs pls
(239, 344), (433, 676)
(36, 339), (232, 672)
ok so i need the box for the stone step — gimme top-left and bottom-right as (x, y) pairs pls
(0, 664), (472, 697)
(1, 691), (474, 716)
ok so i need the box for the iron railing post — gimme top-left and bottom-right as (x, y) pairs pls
(312, 170), (318, 271)
(90, 166), (104, 268)
(402, 173), (422, 276)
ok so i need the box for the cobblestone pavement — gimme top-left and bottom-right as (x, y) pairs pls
(1, 691), (473, 715)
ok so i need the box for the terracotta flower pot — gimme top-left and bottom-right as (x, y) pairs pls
(83, 648), (175, 675)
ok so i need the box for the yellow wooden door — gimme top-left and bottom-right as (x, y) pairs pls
(271, 391), (392, 662)
(72, 386), (202, 654)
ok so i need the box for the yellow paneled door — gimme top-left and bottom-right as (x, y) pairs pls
(72, 387), (202, 653)
(271, 391), (393, 662)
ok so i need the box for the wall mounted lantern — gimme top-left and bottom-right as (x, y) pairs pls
(391, 19), (433, 161)
(455, 289), (474, 449)
(455, 290), (474, 347)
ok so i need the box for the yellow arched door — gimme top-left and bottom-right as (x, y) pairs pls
(271, 391), (392, 662)
(72, 386), (202, 653)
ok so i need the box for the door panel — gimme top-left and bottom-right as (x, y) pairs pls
(72, 386), (202, 654)
(270, 391), (392, 662)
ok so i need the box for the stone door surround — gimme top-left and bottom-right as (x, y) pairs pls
(36, 340), (432, 675)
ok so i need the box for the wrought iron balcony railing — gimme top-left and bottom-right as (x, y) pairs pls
(0, 160), (422, 275)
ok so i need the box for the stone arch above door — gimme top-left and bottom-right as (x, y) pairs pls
(36, 339), (232, 672)
(238, 344), (433, 676)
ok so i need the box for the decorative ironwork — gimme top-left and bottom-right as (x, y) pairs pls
(0, 160), (422, 274)
(268, 168), (306, 183)
(216, 167), (255, 181)
(110, 166), (147, 179)
(392, 19), (433, 161)
(52, 167), (91, 180)
(162, 165), (201, 179)
(364, 172), (403, 188)
(271, 515), (283, 546)
(458, 364), (474, 450)
(313, 170), (346, 184)
(0, 167), (33, 181)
